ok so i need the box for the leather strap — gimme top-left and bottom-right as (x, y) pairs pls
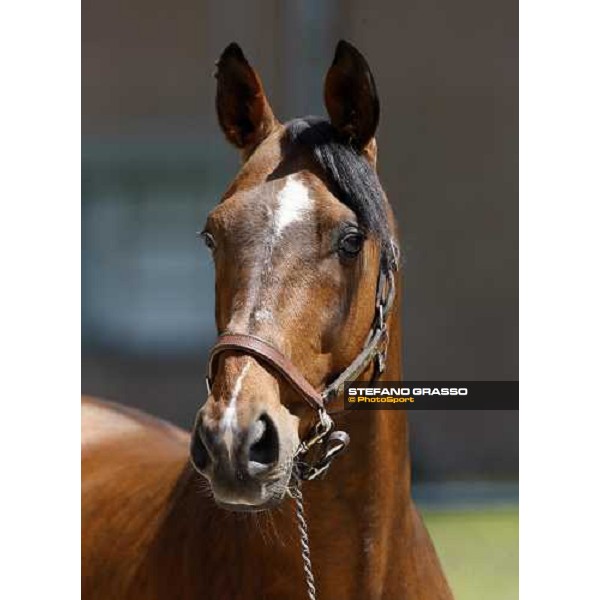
(207, 334), (325, 411)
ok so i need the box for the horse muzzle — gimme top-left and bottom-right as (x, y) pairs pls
(190, 398), (299, 511)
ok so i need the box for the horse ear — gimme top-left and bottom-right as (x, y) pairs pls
(215, 43), (278, 157)
(324, 41), (380, 155)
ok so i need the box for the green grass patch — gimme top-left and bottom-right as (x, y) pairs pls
(423, 508), (518, 600)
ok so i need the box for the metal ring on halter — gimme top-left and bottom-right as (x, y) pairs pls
(300, 430), (351, 481)
(295, 409), (334, 457)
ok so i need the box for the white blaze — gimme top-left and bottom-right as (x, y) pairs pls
(273, 175), (313, 237)
(220, 361), (251, 457)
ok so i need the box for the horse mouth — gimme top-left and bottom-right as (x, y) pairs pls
(211, 464), (293, 513)
(215, 496), (284, 513)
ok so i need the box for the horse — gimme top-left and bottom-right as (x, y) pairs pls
(82, 40), (453, 600)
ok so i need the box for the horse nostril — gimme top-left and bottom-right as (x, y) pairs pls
(248, 414), (279, 468)
(190, 430), (210, 472)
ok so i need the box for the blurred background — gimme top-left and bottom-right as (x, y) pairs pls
(82, 1), (518, 597)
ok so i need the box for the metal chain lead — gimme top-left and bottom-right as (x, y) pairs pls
(290, 472), (318, 600)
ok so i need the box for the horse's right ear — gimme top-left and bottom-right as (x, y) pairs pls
(215, 43), (278, 158)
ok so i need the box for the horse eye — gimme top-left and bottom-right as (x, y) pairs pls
(339, 232), (364, 258)
(199, 231), (216, 251)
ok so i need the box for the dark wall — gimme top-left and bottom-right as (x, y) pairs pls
(82, 0), (518, 480)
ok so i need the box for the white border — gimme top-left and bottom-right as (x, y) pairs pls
(2, 0), (600, 597)
(521, 0), (600, 597)
(1, 1), (80, 598)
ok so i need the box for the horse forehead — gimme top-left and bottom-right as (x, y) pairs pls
(223, 173), (354, 228)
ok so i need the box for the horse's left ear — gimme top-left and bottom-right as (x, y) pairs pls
(324, 41), (380, 160)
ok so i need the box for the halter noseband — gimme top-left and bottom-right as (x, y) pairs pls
(205, 260), (397, 480)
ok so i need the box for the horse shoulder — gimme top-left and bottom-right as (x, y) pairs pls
(81, 397), (192, 599)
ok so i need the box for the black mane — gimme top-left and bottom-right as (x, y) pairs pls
(283, 117), (396, 273)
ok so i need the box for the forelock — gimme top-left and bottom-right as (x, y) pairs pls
(282, 117), (395, 272)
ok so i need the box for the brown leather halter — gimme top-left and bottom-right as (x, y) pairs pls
(205, 259), (397, 480)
